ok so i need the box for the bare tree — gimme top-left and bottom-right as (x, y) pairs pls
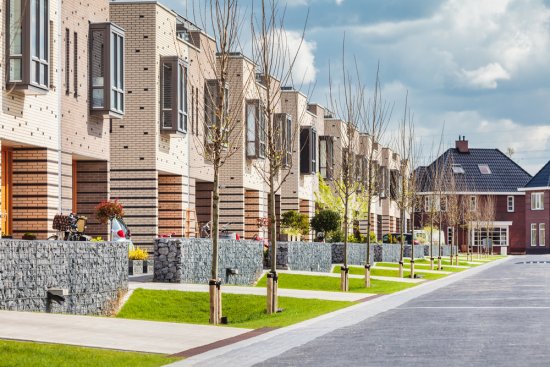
(192, 0), (248, 324)
(445, 161), (462, 266)
(326, 41), (364, 292)
(250, 0), (309, 311)
(361, 66), (392, 287)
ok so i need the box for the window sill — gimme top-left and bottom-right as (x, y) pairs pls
(6, 82), (49, 96)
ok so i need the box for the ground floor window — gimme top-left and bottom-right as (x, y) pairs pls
(447, 227), (454, 246)
(472, 226), (509, 248)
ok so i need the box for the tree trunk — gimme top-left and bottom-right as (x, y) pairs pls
(410, 205), (415, 279)
(209, 164), (221, 324)
(430, 214), (434, 270)
(365, 194), (372, 288)
(342, 191), (349, 292)
(437, 211), (442, 270)
(399, 208), (405, 278)
(267, 172), (278, 314)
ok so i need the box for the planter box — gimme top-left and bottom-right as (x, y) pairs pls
(128, 260), (144, 275)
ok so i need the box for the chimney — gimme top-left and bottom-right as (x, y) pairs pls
(455, 136), (469, 153)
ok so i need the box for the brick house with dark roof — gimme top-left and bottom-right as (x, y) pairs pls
(519, 161), (550, 254)
(416, 138), (532, 255)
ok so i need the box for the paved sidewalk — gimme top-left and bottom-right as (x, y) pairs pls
(373, 265), (452, 274)
(0, 311), (250, 354)
(129, 282), (373, 302)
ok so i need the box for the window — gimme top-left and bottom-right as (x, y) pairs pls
(275, 113), (292, 167)
(478, 164), (492, 174)
(469, 196), (477, 211)
(390, 170), (399, 200)
(452, 164), (465, 174)
(440, 196), (447, 212)
(531, 192), (544, 210)
(160, 57), (187, 133)
(531, 224), (537, 246)
(7, 0), (50, 91)
(90, 22), (125, 117)
(245, 100), (266, 159)
(73, 32), (78, 97)
(507, 196), (514, 212)
(65, 28), (70, 94)
(447, 227), (454, 246)
(319, 136), (334, 179)
(473, 226), (509, 247)
(205, 79), (229, 146)
(540, 224), (546, 246)
(300, 127), (317, 174)
(424, 196), (431, 212)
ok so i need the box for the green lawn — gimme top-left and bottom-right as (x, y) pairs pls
(375, 262), (466, 273)
(403, 258), (477, 267)
(0, 340), (179, 367)
(117, 289), (354, 329)
(256, 273), (417, 294)
(332, 265), (448, 280)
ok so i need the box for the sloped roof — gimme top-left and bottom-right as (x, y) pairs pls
(418, 148), (532, 193)
(525, 160), (550, 188)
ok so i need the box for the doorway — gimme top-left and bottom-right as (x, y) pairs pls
(1, 147), (13, 236)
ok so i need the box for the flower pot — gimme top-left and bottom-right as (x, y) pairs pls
(129, 260), (144, 275)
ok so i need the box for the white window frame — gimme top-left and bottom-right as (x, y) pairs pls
(531, 223), (537, 246)
(531, 192), (544, 210)
(507, 196), (514, 212)
(469, 196), (477, 211)
(447, 226), (454, 246)
(540, 223), (546, 247)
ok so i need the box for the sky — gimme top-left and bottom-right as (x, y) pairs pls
(157, 0), (550, 175)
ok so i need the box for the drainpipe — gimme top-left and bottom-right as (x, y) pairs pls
(57, 0), (63, 214)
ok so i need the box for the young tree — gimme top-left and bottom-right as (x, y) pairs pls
(250, 0), (309, 312)
(445, 163), (462, 266)
(326, 45), (364, 291)
(193, 0), (247, 324)
(361, 66), (392, 287)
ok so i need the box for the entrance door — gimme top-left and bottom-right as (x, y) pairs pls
(1, 148), (13, 236)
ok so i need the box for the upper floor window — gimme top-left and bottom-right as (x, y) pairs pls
(319, 136), (334, 179)
(300, 126), (317, 175)
(275, 113), (292, 167)
(440, 196), (447, 212)
(7, 0), (49, 91)
(507, 196), (514, 212)
(424, 196), (431, 211)
(90, 22), (125, 118)
(531, 192), (544, 210)
(469, 196), (477, 211)
(160, 56), (187, 134)
(204, 79), (229, 147)
(245, 100), (266, 159)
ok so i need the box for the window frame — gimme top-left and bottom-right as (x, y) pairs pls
(531, 223), (538, 246)
(507, 195), (514, 212)
(204, 79), (229, 147)
(540, 223), (546, 246)
(160, 56), (187, 134)
(245, 99), (266, 159)
(300, 126), (317, 175)
(469, 195), (477, 211)
(319, 136), (334, 179)
(531, 192), (544, 211)
(274, 113), (292, 167)
(6, 0), (50, 92)
(89, 22), (125, 118)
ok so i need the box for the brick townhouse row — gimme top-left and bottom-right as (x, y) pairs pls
(1, 0), (406, 248)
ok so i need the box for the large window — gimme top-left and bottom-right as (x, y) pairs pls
(531, 192), (544, 210)
(531, 223), (537, 246)
(160, 57), (187, 133)
(540, 224), (546, 246)
(300, 127), (317, 174)
(507, 196), (515, 212)
(275, 113), (292, 167)
(319, 136), (334, 179)
(245, 100), (266, 159)
(7, 0), (49, 90)
(90, 22), (125, 118)
(473, 226), (509, 248)
(469, 196), (477, 211)
(204, 79), (229, 146)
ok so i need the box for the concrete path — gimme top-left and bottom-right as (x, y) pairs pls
(129, 282), (372, 302)
(168, 256), (510, 366)
(0, 310), (250, 354)
(285, 269), (425, 284)
(373, 265), (453, 274)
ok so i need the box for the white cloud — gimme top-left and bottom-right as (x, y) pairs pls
(284, 30), (318, 85)
(335, 0), (344, 5)
(461, 63), (510, 89)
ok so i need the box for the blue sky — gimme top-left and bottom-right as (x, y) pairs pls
(158, 0), (550, 174)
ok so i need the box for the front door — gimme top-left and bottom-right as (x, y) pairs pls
(1, 147), (13, 236)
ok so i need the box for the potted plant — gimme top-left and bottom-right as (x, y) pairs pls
(94, 199), (125, 241)
(128, 247), (151, 275)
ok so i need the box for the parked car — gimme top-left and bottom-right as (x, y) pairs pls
(382, 233), (419, 245)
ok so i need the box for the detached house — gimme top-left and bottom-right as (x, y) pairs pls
(416, 138), (532, 254)
(520, 161), (550, 253)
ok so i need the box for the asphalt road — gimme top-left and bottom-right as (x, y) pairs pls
(257, 255), (550, 367)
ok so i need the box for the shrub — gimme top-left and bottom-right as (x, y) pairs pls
(129, 247), (149, 261)
(90, 236), (103, 242)
(281, 210), (310, 236)
(327, 229), (344, 242)
(95, 199), (124, 224)
(310, 210), (341, 234)
(22, 232), (37, 240)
